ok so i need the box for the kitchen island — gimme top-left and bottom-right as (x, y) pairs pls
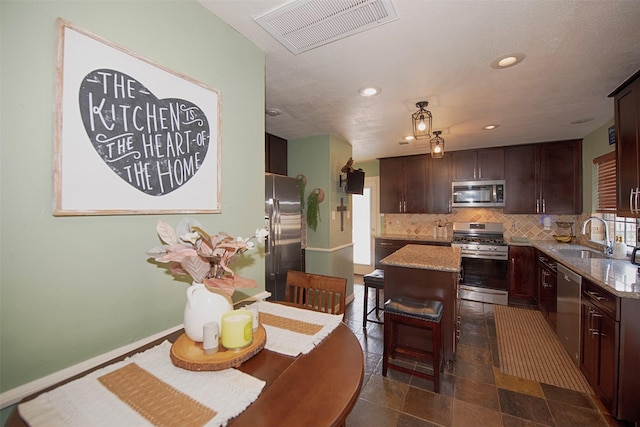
(381, 244), (461, 361)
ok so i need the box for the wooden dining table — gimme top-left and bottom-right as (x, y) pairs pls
(8, 322), (364, 427)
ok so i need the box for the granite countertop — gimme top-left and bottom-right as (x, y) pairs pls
(380, 244), (461, 273)
(375, 234), (452, 245)
(530, 240), (640, 299)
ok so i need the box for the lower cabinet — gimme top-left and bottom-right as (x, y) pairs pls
(530, 251), (640, 423)
(536, 251), (557, 330)
(581, 296), (618, 412)
(508, 246), (535, 305)
(580, 279), (619, 415)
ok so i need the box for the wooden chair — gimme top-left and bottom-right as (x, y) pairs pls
(285, 270), (347, 316)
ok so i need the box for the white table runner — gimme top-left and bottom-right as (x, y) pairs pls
(255, 301), (343, 357)
(18, 341), (265, 427)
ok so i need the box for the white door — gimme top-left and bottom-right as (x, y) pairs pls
(353, 177), (379, 275)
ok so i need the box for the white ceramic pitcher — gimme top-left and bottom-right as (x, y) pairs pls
(183, 282), (233, 342)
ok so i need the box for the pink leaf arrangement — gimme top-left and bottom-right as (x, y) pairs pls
(147, 218), (269, 297)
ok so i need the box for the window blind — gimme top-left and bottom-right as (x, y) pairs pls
(592, 151), (616, 212)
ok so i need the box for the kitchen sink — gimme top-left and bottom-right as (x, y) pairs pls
(555, 248), (609, 259)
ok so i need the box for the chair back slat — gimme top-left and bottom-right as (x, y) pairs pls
(285, 270), (347, 316)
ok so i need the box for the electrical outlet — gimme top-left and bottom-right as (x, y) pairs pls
(396, 220), (401, 227)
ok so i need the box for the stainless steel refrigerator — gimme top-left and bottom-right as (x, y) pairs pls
(265, 173), (302, 301)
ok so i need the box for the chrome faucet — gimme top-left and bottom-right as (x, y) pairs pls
(581, 216), (612, 256)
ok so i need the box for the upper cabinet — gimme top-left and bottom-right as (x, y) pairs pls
(504, 144), (539, 213)
(427, 155), (452, 213)
(379, 154), (452, 214)
(451, 148), (504, 181)
(610, 70), (640, 217)
(379, 155), (428, 213)
(265, 133), (288, 175)
(504, 140), (582, 214)
(540, 140), (582, 214)
(380, 141), (581, 215)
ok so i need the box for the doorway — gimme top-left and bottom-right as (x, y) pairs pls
(353, 176), (379, 275)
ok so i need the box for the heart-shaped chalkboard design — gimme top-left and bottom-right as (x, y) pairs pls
(79, 69), (210, 196)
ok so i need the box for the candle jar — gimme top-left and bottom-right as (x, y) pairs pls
(221, 309), (253, 350)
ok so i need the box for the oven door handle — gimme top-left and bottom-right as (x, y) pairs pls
(460, 252), (508, 261)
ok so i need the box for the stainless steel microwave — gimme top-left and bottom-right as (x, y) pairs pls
(452, 180), (505, 207)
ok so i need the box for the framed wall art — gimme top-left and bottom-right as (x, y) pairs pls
(53, 18), (221, 216)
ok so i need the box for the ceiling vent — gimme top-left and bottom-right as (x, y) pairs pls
(256, 0), (398, 55)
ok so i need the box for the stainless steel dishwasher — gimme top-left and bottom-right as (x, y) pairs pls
(556, 264), (582, 366)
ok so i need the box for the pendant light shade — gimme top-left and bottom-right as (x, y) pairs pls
(430, 131), (445, 158)
(411, 101), (432, 140)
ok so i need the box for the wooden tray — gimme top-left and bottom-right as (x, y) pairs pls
(170, 324), (266, 371)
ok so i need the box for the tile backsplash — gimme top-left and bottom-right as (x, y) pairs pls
(382, 210), (597, 244)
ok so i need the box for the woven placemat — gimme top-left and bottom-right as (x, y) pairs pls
(98, 363), (217, 427)
(260, 312), (323, 335)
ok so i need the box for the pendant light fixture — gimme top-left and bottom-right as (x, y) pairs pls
(411, 101), (432, 140)
(430, 131), (445, 158)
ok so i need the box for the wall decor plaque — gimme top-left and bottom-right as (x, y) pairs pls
(53, 18), (221, 215)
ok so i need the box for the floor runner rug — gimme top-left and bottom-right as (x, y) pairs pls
(494, 305), (592, 394)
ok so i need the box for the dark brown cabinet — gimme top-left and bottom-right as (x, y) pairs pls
(380, 141), (580, 215)
(508, 246), (535, 305)
(451, 148), (504, 181)
(581, 279), (640, 423)
(427, 155), (452, 213)
(580, 279), (619, 415)
(536, 251), (557, 330)
(504, 140), (582, 214)
(379, 154), (452, 214)
(610, 70), (640, 217)
(379, 155), (428, 213)
(505, 144), (539, 213)
(540, 140), (582, 214)
(529, 251), (640, 424)
(265, 133), (288, 175)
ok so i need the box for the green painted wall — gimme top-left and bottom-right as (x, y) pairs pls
(289, 135), (354, 296)
(581, 119), (615, 212)
(0, 0), (265, 411)
(289, 135), (332, 248)
(330, 135), (354, 249)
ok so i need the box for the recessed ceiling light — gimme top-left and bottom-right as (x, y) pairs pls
(359, 87), (381, 97)
(491, 53), (526, 69)
(265, 108), (282, 117)
(483, 124), (499, 130)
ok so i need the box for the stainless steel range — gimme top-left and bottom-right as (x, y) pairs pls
(451, 222), (508, 305)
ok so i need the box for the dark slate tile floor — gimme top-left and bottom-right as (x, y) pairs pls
(344, 275), (632, 427)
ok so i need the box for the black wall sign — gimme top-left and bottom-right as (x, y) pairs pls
(79, 69), (211, 196)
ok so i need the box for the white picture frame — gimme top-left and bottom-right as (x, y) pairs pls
(53, 18), (221, 216)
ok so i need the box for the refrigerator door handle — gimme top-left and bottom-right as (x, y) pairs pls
(274, 198), (282, 278)
(264, 214), (271, 255)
